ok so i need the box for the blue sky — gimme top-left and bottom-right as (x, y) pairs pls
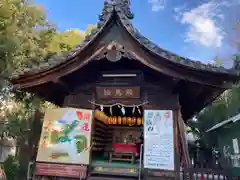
(35, 0), (240, 67)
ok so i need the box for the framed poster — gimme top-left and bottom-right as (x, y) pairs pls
(143, 110), (174, 170)
(36, 108), (93, 165)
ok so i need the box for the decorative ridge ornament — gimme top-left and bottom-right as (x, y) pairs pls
(106, 0), (134, 19)
(106, 41), (122, 62)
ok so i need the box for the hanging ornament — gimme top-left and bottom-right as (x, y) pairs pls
(132, 117), (136, 125)
(118, 116), (122, 125)
(113, 117), (117, 124)
(137, 106), (141, 114)
(122, 117), (127, 124)
(132, 106), (135, 114)
(108, 117), (112, 124)
(100, 105), (104, 111)
(121, 106), (125, 115)
(110, 106), (112, 115)
(127, 117), (132, 125)
(137, 117), (142, 125)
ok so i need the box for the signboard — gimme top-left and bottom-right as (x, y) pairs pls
(35, 163), (87, 178)
(96, 87), (140, 99)
(143, 110), (174, 170)
(36, 108), (93, 165)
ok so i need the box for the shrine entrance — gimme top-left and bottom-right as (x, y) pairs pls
(89, 85), (145, 178)
(11, 1), (240, 180)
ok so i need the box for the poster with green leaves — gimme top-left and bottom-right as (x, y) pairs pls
(36, 108), (93, 165)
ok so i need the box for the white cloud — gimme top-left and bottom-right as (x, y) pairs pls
(173, 4), (187, 21)
(175, 1), (232, 48)
(148, 0), (166, 12)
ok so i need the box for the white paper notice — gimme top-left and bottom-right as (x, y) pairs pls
(143, 110), (174, 170)
(233, 138), (239, 154)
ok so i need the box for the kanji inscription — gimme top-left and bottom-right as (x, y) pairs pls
(96, 87), (140, 99)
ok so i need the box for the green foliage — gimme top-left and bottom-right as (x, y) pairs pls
(0, 2), (97, 179)
(3, 155), (19, 180)
(214, 56), (223, 66)
(0, 0), (96, 178)
(0, 0), (54, 78)
(84, 24), (97, 36)
(47, 29), (85, 54)
(190, 84), (240, 148)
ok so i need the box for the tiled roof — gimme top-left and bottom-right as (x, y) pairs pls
(11, 0), (240, 80)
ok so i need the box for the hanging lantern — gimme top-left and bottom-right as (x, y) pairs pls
(111, 117), (114, 124)
(94, 110), (109, 124)
(108, 117), (112, 125)
(122, 117), (127, 125)
(132, 117), (136, 125)
(137, 117), (142, 125)
(103, 117), (107, 125)
(141, 117), (144, 125)
(117, 116), (122, 125)
(113, 117), (117, 125)
(127, 117), (132, 125)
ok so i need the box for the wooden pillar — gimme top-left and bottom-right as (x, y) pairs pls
(177, 107), (191, 168)
(173, 109), (180, 180)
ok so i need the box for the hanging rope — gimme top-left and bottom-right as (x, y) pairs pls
(88, 100), (149, 107)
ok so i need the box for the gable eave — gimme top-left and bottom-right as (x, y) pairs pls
(11, 0), (240, 87)
(116, 12), (240, 79)
(10, 4), (115, 84)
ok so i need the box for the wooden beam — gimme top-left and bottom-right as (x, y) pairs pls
(52, 78), (71, 93)
(182, 87), (223, 120)
(177, 108), (191, 167)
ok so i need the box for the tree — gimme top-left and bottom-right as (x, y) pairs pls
(47, 29), (85, 54)
(214, 56), (223, 67)
(84, 24), (97, 36)
(189, 15), (240, 146)
(0, 0), (97, 179)
(0, 0), (55, 80)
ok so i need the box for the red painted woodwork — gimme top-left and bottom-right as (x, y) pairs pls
(113, 143), (139, 153)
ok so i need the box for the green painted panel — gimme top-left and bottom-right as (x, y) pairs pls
(218, 122), (240, 154)
(232, 167), (240, 176)
(216, 121), (240, 174)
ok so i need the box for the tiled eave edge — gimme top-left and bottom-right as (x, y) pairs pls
(117, 12), (239, 76)
(10, 2), (115, 80)
(11, 1), (240, 82)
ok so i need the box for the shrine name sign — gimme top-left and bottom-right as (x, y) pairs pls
(96, 87), (140, 99)
(35, 163), (87, 178)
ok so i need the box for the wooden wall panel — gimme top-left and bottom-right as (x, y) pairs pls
(143, 82), (178, 110)
(63, 92), (94, 109)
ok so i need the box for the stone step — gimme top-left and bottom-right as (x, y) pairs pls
(87, 175), (138, 180)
